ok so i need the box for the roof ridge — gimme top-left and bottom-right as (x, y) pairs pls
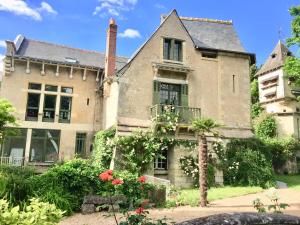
(179, 16), (233, 25)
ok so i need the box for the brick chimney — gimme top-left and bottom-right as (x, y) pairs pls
(105, 18), (117, 77)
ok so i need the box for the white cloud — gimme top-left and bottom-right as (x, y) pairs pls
(154, 3), (165, 9)
(93, 0), (138, 17)
(0, 40), (5, 48)
(38, 1), (57, 15)
(0, 0), (57, 21)
(118, 29), (141, 38)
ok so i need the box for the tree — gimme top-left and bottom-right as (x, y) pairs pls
(191, 118), (220, 207)
(0, 98), (17, 143)
(284, 5), (300, 86)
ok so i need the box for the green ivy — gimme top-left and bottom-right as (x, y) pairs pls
(254, 113), (277, 138)
(92, 128), (116, 168)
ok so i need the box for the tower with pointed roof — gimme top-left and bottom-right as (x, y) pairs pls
(256, 40), (300, 138)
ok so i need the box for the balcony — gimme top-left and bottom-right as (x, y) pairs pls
(150, 104), (201, 125)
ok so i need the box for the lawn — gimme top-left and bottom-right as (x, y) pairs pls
(172, 186), (263, 207)
(275, 175), (300, 191)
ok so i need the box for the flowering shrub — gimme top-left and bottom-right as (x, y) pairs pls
(179, 155), (215, 187)
(98, 170), (170, 225)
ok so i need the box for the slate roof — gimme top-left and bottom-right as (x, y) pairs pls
(10, 36), (128, 70)
(256, 40), (291, 76)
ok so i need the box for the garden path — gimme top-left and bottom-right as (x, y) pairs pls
(60, 189), (300, 225)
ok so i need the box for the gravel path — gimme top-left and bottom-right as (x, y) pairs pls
(60, 189), (300, 225)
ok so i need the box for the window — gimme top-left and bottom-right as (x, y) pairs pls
(75, 133), (87, 157)
(43, 95), (56, 122)
(202, 52), (217, 59)
(1, 128), (27, 166)
(59, 96), (72, 123)
(160, 83), (181, 105)
(29, 129), (60, 163)
(26, 93), (40, 121)
(45, 85), (58, 92)
(61, 87), (73, 94)
(28, 83), (41, 90)
(232, 75), (236, 93)
(154, 149), (168, 170)
(163, 38), (183, 61)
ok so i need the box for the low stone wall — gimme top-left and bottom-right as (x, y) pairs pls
(175, 213), (300, 225)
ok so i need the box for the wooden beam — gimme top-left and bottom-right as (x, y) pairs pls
(96, 69), (100, 82)
(41, 61), (45, 75)
(83, 68), (87, 81)
(55, 64), (59, 77)
(26, 59), (30, 74)
(69, 66), (73, 79)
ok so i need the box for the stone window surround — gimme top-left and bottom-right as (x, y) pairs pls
(27, 83), (74, 124)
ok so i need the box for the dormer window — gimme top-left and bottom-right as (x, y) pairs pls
(65, 57), (78, 64)
(163, 38), (182, 62)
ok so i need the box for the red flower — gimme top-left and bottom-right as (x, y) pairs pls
(135, 207), (144, 214)
(99, 171), (113, 181)
(112, 179), (124, 185)
(138, 176), (146, 183)
(107, 170), (113, 175)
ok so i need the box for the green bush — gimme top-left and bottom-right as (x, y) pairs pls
(264, 137), (300, 173)
(251, 102), (263, 119)
(215, 138), (275, 188)
(92, 128), (116, 168)
(0, 166), (35, 206)
(254, 113), (277, 138)
(28, 158), (103, 214)
(179, 155), (215, 188)
(0, 198), (63, 225)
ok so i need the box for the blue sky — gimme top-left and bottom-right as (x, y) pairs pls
(0, 0), (299, 71)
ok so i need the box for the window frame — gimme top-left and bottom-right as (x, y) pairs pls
(29, 129), (60, 163)
(59, 96), (72, 123)
(163, 38), (183, 62)
(75, 132), (87, 157)
(42, 94), (57, 122)
(154, 149), (168, 170)
(25, 93), (41, 121)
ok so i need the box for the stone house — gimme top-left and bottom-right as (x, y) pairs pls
(0, 10), (254, 186)
(256, 41), (300, 173)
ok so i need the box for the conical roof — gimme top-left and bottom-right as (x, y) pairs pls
(256, 40), (291, 76)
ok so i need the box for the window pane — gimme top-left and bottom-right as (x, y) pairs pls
(28, 83), (41, 90)
(59, 96), (72, 123)
(43, 95), (56, 122)
(154, 149), (168, 170)
(163, 39), (171, 60)
(26, 93), (40, 121)
(75, 133), (86, 157)
(159, 83), (181, 105)
(174, 40), (182, 61)
(1, 128), (27, 166)
(61, 87), (73, 94)
(45, 85), (58, 92)
(30, 129), (60, 163)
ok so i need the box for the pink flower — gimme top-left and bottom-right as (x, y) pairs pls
(135, 207), (144, 214)
(112, 179), (124, 185)
(99, 170), (113, 181)
(138, 176), (146, 183)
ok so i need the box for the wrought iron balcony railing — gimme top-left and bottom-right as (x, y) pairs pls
(0, 157), (25, 166)
(150, 104), (201, 124)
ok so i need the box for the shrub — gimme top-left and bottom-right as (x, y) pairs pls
(264, 137), (300, 173)
(0, 198), (63, 225)
(251, 102), (263, 119)
(254, 113), (277, 138)
(0, 166), (35, 206)
(92, 128), (116, 168)
(28, 158), (103, 214)
(215, 139), (275, 188)
(179, 155), (215, 188)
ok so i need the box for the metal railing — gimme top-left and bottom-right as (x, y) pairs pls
(0, 157), (25, 166)
(150, 104), (201, 124)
